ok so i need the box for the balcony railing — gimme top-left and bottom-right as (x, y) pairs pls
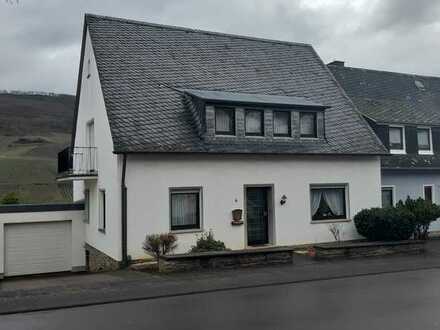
(57, 147), (98, 179)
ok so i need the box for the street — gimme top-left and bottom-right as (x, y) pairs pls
(2, 268), (440, 330)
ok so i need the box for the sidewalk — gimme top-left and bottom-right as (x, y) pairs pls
(2, 240), (440, 315)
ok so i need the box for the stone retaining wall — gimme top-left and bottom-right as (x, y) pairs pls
(159, 247), (294, 273)
(85, 243), (120, 272)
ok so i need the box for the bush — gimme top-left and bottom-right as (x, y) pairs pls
(396, 197), (440, 240)
(1, 192), (19, 205)
(190, 230), (228, 253)
(354, 207), (416, 241)
(142, 233), (178, 260)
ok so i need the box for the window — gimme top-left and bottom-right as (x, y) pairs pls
(170, 188), (202, 231)
(389, 126), (404, 152)
(84, 189), (90, 223)
(273, 111), (291, 137)
(245, 109), (264, 136)
(417, 128), (432, 154)
(424, 185), (434, 203)
(381, 187), (394, 208)
(98, 190), (106, 232)
(215, 107), (235, 135)
(310, 186), (347, 221)
(300, 112), (317, 138)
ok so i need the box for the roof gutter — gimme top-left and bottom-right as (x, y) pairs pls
(121, 153), (128, 267)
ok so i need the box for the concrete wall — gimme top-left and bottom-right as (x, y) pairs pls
(125, 154), (381, 258)
(382, 170), (440, 231)
(73, 28), (122, 261)
(0, 207), (85, 275)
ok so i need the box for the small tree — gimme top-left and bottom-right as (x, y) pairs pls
(142, 233), (177, 260)
(328, 223), (343, 242)
(1, 192), (19, 205)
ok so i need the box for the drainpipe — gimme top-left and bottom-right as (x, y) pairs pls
(121, 153), (128, 267)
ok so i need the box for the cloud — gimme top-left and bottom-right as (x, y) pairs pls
(0, 0), (438, 94)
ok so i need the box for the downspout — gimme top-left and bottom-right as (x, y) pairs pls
(121, 153), (128, 267)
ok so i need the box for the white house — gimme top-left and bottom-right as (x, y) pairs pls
(57, 14), (386, 270)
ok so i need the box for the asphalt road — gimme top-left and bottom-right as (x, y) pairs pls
(2, 268), (440, 330)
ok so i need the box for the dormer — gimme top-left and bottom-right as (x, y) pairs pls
(183, 89), (329, 142)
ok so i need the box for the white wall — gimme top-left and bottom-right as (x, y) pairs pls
(126, 154), (381, 258)
(0, 210), (85, 275)
(382, 170), (440, 231)
(73, 29), (122, 261)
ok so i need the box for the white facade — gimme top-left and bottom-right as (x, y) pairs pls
(73, 28), (123, 261)
(125, 154), (381, 258)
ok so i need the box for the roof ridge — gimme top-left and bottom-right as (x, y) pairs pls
(328, 63), (440, 80)
(84, 13), (312, 49)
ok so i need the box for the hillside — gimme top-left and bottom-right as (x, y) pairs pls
(0, 92), (75, 203)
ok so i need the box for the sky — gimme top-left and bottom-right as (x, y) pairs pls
(1, 0), (439, 94)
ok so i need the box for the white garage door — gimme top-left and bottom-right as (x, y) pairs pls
(5, 221), (72, 276)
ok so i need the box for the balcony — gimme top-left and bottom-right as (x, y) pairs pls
(57, 147), (98, 181)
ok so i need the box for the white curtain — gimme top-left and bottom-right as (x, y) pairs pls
(323, 189), (344, 216)
(311, 190), (322, 217)
(172, 193), (198, 226)
(417, 130), (429, 148)
(216, 109), (232, 132)
(246, 110), (263, 134)
(274, 112), (289, 135)
(300, 113), (315, 135)
(389, 128), (402, 144)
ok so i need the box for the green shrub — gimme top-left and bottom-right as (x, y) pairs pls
(1, 192), (19, 205)
(190, 230), (228, 253)
(354, 207), (416, 241)
(142, 233), (178, 260)
(396, 197), (440, 240)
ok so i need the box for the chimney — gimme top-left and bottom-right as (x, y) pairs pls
(328, 60), (345, 67)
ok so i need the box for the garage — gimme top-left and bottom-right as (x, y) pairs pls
(4, 221), (72, 276)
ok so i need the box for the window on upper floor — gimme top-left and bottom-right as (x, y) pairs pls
(245, 109), (264, 136)
(215, 107), (235, 135)
(273, 111), (291, 137)
(300, 112), (317, 138)
(417, 127), (433, 154)
(389, 126), (405, 154)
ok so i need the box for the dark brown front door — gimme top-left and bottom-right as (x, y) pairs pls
(246, 187), (269, 246)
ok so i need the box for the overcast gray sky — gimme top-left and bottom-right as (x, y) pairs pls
(1, 0), (439, 94)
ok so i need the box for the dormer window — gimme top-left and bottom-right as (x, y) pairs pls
(389, 126), (405, 154)
(300, 112), (317, 138)
(245, 109), (264, 136)
(417, 127), (433, 154)
(215, 106), (235, 135)
(273, 111), (291, 137)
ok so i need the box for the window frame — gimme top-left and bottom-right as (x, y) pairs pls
(84, 189), (90, 223)
(98, 189), (106, 233)
(381, 185), (395, 208)
(245, 108), (265, 136)
(389, 125), (406, 154)
(310, 184), (349, 223)
(423, 184), (435, 203)
(273, 110), (292, 137)
(300, 112), (318, 138)
(169, 187), (203, 232)
(215, 106), (236, 136)
(417, 127), (433, 155)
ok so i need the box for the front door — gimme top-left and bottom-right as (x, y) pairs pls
(246, 187), (269, 246)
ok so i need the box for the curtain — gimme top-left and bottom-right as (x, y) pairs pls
(323, 189), (344, 216)
(172, 193), (198, 226)
(417, 129), (429, 148)
(216, 109), (232, 132)
(274, 112), (289, 135)
(246, 110), (263, 134)
(311, 190), (322, 217)
(300, 113), (315, 136)
(389, 128), (402, 144)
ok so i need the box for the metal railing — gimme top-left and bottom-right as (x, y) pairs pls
(58, 147), (98, 176)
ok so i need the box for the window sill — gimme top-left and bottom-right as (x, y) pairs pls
(311, 219), (351, 224)
(419, 150), (433, 155)
(170, 228), (203, 234)
(390, 149), (406, 154)
(300, 137), (319, 141)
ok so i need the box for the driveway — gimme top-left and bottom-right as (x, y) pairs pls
(2, 267), (440, 330)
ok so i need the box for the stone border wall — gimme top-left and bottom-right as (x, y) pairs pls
(85, 243), (120, 272)
(159, 246), (294, 273)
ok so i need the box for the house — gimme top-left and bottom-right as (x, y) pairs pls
(57, 14), (386, 270)
(328, 61), (440, 231)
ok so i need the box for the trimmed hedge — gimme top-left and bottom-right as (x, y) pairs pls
(354, 207), (416, 241)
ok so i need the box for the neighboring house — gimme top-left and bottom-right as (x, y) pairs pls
(57, 14), (385, 269)
(328, 61), (440, 231)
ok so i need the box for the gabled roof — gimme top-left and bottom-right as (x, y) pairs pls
(81, 14), (385, 154)
(328, 63), (440, 126)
